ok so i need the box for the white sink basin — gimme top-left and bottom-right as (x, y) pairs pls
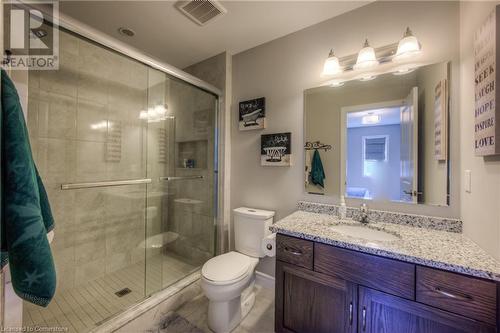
(331, 225), (399, 242)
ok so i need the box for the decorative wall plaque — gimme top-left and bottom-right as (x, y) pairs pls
(474, 6), (500, 155)
(239, 97), (265, 131)
(261, 132), (292, 166)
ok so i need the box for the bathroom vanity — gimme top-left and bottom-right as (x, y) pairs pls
(272, 206), (500, 333)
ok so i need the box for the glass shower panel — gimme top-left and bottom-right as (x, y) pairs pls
(23, 30), (149, 332)
(145, 69), (217, 295)
(21, 26), (218, 332)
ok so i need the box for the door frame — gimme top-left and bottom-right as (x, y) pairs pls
(340, 100), (405, 201)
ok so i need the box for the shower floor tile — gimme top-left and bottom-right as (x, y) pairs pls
(22, 254), (197, 333)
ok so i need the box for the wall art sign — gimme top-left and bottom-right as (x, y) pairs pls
(261, 132), (292, 166)
(434, 79), (448, 160)
(239, 97), (266, 130)
(474, 6), (500, 155)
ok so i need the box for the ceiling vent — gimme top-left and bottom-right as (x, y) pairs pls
(176, 0), (227, 26)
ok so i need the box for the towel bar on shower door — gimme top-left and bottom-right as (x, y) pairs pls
(60, 178), (152, 190)
(159, 176), (204, 181)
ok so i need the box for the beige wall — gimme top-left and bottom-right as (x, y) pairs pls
(459, 1), (500, 260)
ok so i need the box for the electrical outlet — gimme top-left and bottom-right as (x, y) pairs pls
(465, 170), (472, 193)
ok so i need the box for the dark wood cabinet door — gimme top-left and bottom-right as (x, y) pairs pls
(276, 260), (356, 333)
(359, 286), (496, 333)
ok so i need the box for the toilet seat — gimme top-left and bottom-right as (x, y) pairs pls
(202, 252), (257, 285)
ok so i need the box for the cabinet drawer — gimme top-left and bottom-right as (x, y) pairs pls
(314, 243), (415, 299)
(416, 266), (497, 325)
(276, 234), (313, 270)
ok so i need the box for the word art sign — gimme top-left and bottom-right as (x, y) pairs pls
(474, 6), (500, 155)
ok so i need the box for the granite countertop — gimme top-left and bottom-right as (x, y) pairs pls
(270, 210), (500, 282)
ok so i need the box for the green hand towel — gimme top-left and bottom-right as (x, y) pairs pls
(311, 149), (326, 188)
(1, 69), (56, 307)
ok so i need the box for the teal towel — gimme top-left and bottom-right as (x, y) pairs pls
(310, 149), (326, 188)
(1, 69), (56, 307)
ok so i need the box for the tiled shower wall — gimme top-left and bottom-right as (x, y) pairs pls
(26, 28), (216, 300)
(27, 30), (150, 291)
(165, 79), (216, 266)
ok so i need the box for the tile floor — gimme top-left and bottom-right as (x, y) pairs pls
(22, 254), (197, 333)
(173, 284), (275, 333)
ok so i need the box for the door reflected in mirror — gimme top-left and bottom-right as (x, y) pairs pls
(305, 62), (450, 206)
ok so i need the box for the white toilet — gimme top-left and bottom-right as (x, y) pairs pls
(201, 207), (275, 333)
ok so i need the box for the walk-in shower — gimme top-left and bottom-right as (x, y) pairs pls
(22, 26), (219, 332)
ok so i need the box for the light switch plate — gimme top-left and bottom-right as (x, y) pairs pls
(465, 170), (472, 193)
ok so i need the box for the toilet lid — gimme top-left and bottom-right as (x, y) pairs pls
(202, 252), (251, 282)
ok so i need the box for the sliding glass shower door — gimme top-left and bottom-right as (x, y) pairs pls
(144, 68), (217, 295)
(22, 28), (217, 333)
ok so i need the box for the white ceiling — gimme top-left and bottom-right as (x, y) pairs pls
(347, 107), (401, 128)
(60, 1), (369, 69)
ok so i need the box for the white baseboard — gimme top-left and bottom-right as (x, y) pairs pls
(255, 271), (275, 290)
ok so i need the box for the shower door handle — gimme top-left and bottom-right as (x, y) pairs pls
(61, 178), (152, 190)
(160, 176), (204, 181)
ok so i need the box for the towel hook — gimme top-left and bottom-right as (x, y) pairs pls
(304, 141), (332, 151)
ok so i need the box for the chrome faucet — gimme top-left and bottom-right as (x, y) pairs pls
(359, 203), (369, 224)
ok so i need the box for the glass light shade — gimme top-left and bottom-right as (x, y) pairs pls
(322, 49), (342, 76)
(354, 39), (378, 70)
(329, 79), (345, 87)
(358, 73), (377, 81)
(139, 104), (170, 122)
(393, 65), (416, 75)
(362, 114), (380, 125)
(394, 27), (421, 62)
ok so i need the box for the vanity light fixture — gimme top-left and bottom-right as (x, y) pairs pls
(322, 49), (342, 76)
(358, 73), (377, 81)
(393, 27), (422, 62)
(319, 27), (423, 86)
(393, 66), (416, 75)
(139, 104), (173, 122)
(362, 113), (380, 125)
(90, 120), (108, 130)
(329, 79), (345, 87)
(353, 39), (379, 71)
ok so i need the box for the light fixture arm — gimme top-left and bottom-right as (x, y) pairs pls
(338, 42), (399, 72)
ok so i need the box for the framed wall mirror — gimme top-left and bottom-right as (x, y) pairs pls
(304, 62), (450, 206)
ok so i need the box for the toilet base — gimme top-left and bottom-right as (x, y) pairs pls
(207, 280), (255, 333)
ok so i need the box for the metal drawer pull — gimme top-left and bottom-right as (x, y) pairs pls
(283, 246), (302, 256)
(61, 178), (152, 190)
(160, 176), (203, 181)
(348, 302), (353, 325)
(435, 287), (473, 301)
(362, 306), (367, 331)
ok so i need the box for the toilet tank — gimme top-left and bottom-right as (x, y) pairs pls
(233, 207), (275, 258)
